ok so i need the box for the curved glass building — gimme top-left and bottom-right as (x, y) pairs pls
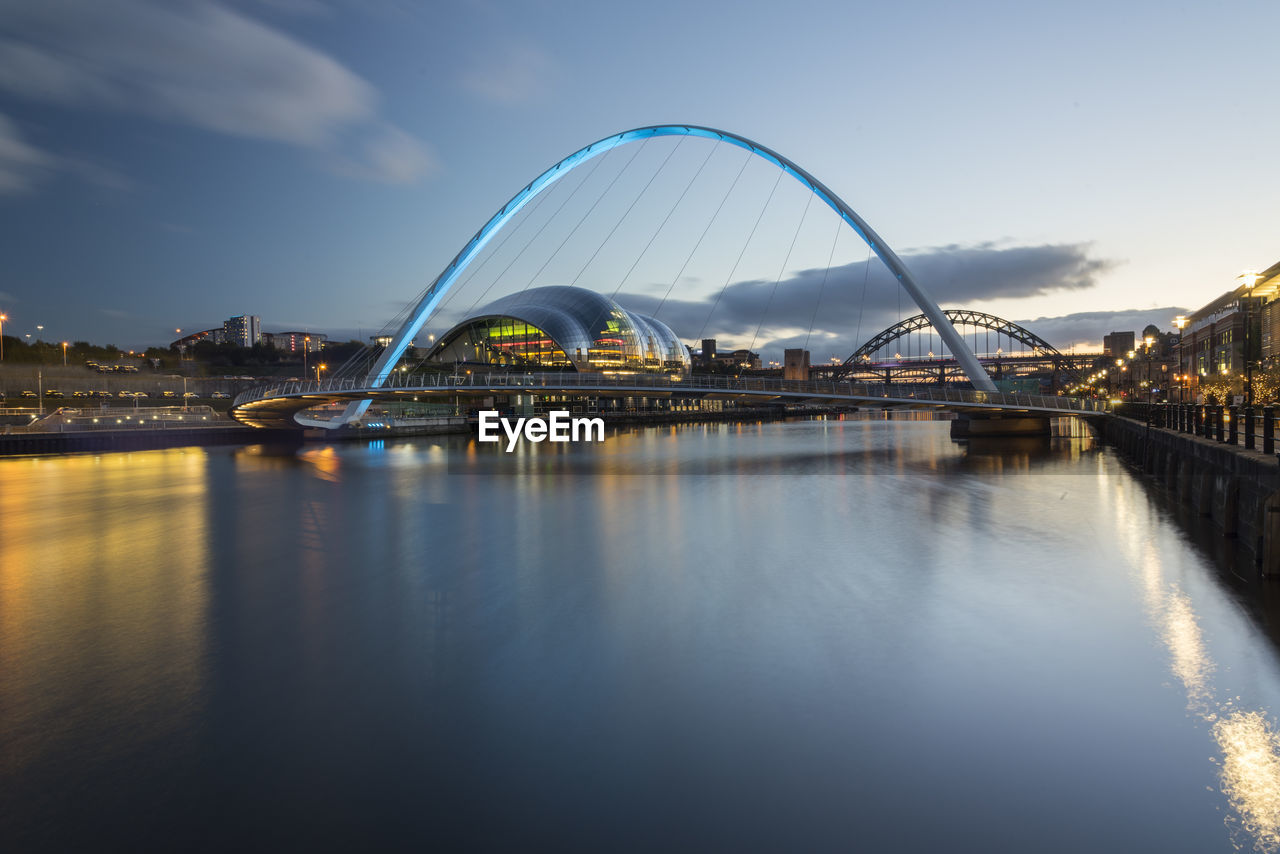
(425, 286), (690, 374)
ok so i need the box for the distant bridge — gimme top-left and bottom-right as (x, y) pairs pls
(231, 371), (1108, 431)
(826, 310), (1093, 385)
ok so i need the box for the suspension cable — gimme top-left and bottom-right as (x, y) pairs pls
(749, 190), (814, 357)
(697, 166), (785, 343)
(805, 214), (842, 353)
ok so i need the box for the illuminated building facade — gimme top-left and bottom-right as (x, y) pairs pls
(425, 286), (689, 374)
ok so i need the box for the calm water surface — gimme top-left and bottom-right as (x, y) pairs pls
(4, 416), (1280, 852)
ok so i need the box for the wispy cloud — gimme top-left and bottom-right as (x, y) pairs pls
(460, 41), (556, 104)
(0, 111), (129, 194)
(0, 112), (57, 194)
(0, 0), (435, 183)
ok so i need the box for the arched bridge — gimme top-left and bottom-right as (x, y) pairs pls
(335, 123), (1000, 427)
(231, 371), (1108, 431)
(831, 310), (1089, 384)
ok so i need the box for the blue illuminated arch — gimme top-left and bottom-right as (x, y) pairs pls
(356, 125), (996, 412)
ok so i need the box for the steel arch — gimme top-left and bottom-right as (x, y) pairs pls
(847, 310), (1078, 375)
(345, 125), (996, 422)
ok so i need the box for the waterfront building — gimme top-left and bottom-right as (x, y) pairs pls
(1173, 261), (1280, 400)
(424, 286), (689, 374)
(692, 337), (761, 371)
(1103, 331), (1135, 357)
(266, 332), (326, 353)
(223, 315), (261, 348)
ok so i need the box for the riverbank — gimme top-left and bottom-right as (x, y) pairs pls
(0, 424), (302, 455)
(1103, 412), (1280, 576)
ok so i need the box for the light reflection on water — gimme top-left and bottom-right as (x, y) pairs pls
(2, 417), (1280, 851)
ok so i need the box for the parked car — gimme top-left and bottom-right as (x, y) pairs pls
(94, 390), (111, 398)
(161, 390), (177, 398)
(46, 390), (63, 398)
(118, 390), (133, 398)
(183, 391), (199, 398)
(20, 390), (37, 398)
(73, 391), (91, 398)
(211, 392), (231, 399)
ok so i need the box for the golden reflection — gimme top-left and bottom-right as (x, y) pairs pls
(1162, 590), (1214, 717)
(1215, 711), (1280, 853)
(1139, 540), (1280, 852)
(299, 446), (342, 482)
(0, 450), (210, 778)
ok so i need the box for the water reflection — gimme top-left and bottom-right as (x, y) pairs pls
(0, 450), (210, 815)
(1133, 513), (1280, 851)
(5, 419), (1280, 851)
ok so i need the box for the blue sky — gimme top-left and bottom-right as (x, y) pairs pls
(1, 0), (1277, 359)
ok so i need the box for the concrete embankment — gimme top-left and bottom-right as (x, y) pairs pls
(0, 426), (301, 456)
(1103, 414), (1280, 576)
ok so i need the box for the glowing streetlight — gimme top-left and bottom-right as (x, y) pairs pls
(0, 312), (6, 361)
(1239, 271), (1261, 406)
(61, 341), (68, 366)
(315, 363), (327, 382)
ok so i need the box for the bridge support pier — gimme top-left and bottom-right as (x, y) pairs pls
(950, 413), (1051, 439)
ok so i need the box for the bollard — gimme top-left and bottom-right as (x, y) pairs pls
(1229, 406), (1239, 444)
(1216, 406), (1226, 443)
(1247, 407), (1257, 450)
(1265, 407), (1275, 455)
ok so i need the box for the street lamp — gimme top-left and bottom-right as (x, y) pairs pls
(1239, 270), (1261, 407)
(315, 363), (326, 383)
(62, 341), (68, 366)
(0, 312), (6, 361)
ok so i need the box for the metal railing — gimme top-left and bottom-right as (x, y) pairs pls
(1118, 402), (1280, 456)
(9, 405), (226, 433)
(233, 371), (1110, 416)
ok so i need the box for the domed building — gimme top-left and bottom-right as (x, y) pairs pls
(424, 286), (690, 374)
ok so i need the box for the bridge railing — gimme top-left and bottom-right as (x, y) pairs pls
(233, 370), (1110, 415)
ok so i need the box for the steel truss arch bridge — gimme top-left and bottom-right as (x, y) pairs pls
(832, 310), (1088, 385)
(331, 123), (997, 426)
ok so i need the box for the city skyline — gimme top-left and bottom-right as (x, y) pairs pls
(0, 0), (1276, 356)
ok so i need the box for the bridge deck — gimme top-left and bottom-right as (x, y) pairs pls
(230, 371), (1110, 430)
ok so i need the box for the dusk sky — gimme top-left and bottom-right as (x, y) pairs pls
(2, 0), (1278, 359)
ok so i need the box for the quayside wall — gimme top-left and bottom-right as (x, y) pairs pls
(1102, 412), (1280, 576)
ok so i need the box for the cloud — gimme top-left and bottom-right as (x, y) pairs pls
(1013, 307), (1187, 350)
(0, 112), (57, 194)
(614, 241), (1118, 342)
(0, 0), (434, 183)
(460, 42), (555, 104)
(0, 111), (130, 194)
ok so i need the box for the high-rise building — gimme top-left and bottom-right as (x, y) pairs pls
(223, 315), (261, 347)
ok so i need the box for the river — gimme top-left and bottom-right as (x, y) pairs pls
(3, 415), (1280, 852)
